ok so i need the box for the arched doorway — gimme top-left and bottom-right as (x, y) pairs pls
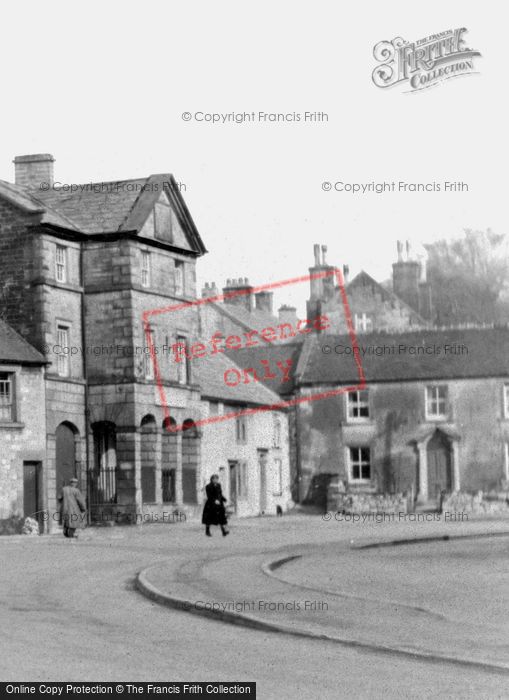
(427, 430), (452, 500)
(55, 422), (78, 496)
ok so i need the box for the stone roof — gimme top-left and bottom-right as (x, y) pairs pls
(296, 327), (509, 385)
(33, 179), (146, 233)
(0, 320), (46, 365)
(223, 342), (303, 396)
(0, 180), (80, 231)
(0, 174), (206, 253)
(207, 301), (305, 348)
(196, 351), (284, 406)
(211, 301), (279, 334)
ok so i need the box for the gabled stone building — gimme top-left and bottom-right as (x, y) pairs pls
(307, 242), (432, 333)
(0, 154), (291, 530)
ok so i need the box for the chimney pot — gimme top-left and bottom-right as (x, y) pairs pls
(313, 244), (321, 267)
(321, 244), (328, 266)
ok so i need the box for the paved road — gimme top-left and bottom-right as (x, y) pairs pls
(1, 517), (508, 699)
(143, 534), (509, 668)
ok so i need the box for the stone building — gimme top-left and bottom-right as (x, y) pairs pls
(307, 242), (432, 334)
(238, 327), (509, 507)
(0, 320), (47, 533)
(0, 154), (291, 530)
(197, 352), (291, 517)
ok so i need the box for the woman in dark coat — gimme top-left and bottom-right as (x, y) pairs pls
(202, 474), (229, 537)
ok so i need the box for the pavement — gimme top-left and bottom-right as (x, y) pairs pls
(2, 513), (509, 698)
(137, 514), (509, 672)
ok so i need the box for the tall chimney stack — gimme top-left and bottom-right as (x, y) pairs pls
(255, 291), (273, 314)
(14, 154), (55, 188)
(222, 277), (254, 312)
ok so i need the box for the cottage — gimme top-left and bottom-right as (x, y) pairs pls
(293, 327), (509, 506)
(0, 320), (47, 533)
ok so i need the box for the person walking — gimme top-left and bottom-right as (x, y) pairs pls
(59, 477), (87, 538)
(202, 474), (229, 537)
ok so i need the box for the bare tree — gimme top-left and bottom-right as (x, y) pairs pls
(424, 229), (509, 325)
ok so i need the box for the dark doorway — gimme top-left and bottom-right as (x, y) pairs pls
(162, 417), (177, 503)
(91, 421), (118, 506)
(258, 449), (268, 514)
(23, 461), (42, 531)
(229, 461), (238, 513)
(140, 415), (157, 504)
(55, 423), (77, 497)
(427, 431), (452, 500)
(182, 419), (198, 504)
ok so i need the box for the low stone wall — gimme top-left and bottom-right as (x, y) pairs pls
(442, 491), (509, 515)
(327, 475), (408, 514)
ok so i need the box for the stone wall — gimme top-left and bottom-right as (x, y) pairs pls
(442, 490), (509, 515)
(327, 477), (408, 514)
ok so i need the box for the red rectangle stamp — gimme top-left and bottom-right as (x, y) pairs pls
(143, 268), (366, 431)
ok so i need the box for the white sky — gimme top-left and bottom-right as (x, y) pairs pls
(1, 0), (506, 316)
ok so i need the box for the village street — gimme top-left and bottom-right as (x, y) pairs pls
(1, 514), (508, 699)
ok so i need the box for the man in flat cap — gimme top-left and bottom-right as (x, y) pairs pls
(58, 477), (87, 538)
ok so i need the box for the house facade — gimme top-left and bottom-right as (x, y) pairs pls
(0, 320), (47, 532)
(293, 328), (509, 506)
(0, 154), (292, 531)
(198, 353), (291, 517)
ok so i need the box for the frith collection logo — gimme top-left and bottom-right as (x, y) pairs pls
(372, 28), (481, 91)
